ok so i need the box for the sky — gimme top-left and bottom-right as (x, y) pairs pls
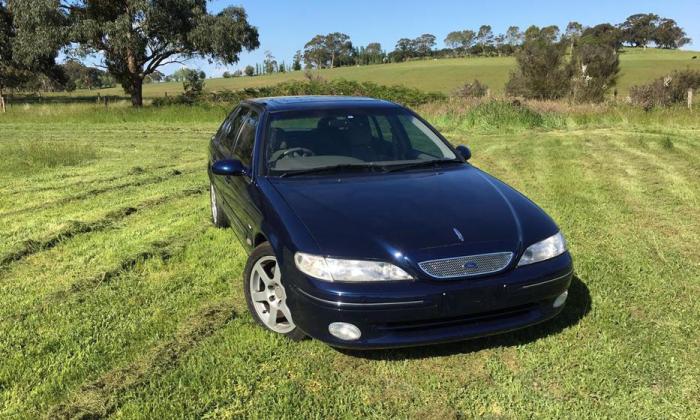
(164, 0), (700, 77)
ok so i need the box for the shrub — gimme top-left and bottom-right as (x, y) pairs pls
(454, 80), (489, 98)
(629, 79), (672, 111)
(570, 25), (621, 103)
(182, 71), (205, 102)
(153, 79), (446, 108)
(463, 100), (546, 130)
(629, 69), (700, 110)
(505, 27), (571, 100)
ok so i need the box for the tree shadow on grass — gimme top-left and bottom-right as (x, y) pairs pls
(338, 275), (591, 361)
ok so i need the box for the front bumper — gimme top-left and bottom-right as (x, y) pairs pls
(285, 252), (573, 349)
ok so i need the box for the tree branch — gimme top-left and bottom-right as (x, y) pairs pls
(143, 49), (185, 75)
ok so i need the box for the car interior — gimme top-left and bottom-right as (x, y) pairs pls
(267, 112), (448, 171)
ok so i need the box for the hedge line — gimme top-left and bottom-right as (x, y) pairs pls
(153, 78), (446, 108)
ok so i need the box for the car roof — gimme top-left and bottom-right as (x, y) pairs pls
(244, 95), (403, 112)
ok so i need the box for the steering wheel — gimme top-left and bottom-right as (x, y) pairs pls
(277, 147), (315, 160)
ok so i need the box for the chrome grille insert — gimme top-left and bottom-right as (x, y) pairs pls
(419, 252), (514, 279)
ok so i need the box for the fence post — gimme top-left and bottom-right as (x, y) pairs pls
(0, 95), (5, 113)
(688, 88), (693, 111)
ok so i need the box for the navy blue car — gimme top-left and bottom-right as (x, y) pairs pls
(208, 96), (572, 349)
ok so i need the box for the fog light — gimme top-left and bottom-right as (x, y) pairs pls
(553, 290), (568, 308)
(328, 322), (361, 341)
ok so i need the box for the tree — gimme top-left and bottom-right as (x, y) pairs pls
(652, 18), (691, 49)
(565, 21), (584, 50)
(62, 59), (102, 89)
(0, 2), (18, 95)
(414, 33), (436, 56)
(182, 70), (205, 100)
(583, 23), (623, 50)
(391, 38), (416, 61)
(303, 35), (330, 68)
(292, 50), (302, 71)
(144, 70), (164, 84)
(619, 13), (659, 48)
(505, 26), (523, 47)
(0, 1), (66, 97)
(540, 25), (561, 42)
(494, 34), (506, 55)
(302, 33), (353, 68)
(444, 31), (461, 50)
(324, 32), (353, 68)
(58, 2), (259, 106)
(444, 30), (476, 55)
(363, 42), (384, 64)
(244, 65), (255, 77)
(169, 68), (204, 84)
(171, 68), (193, 82)
(476, 25), (494, 55)
(222, 71), (232, 78)
(263, 50), (277, 74)
(570, 24), (621, 102)
(505, 26), (571, 99)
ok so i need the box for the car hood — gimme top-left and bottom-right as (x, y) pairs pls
(269, 166), (558, 264)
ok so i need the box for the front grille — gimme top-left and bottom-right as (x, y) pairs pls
(418, 252), (513, 279)
(378, 303), (536, 331)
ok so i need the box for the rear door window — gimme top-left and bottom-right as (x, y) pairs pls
(222, 108), (246, 153)
(233, 110), (260, 167)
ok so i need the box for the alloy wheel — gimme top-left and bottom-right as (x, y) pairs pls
(249, 256), (296, 333)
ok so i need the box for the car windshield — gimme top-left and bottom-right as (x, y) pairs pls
(265, 108), (458, 176)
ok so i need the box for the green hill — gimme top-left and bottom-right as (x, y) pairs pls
(67, 48), (700, 98)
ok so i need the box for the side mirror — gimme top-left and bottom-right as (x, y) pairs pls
(212, 159), (247, 176)
(456, 145), (472, 161)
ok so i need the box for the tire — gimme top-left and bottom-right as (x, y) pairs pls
(210, 183), (229, 228)
(244, 243), (305, 341)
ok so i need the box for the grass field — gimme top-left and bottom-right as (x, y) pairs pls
(0, 101), (699, 418)
(50, 48), (700, 100)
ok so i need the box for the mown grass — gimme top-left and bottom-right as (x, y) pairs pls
(0, 102), (698, 418)
(1, 140), (99, 174)
(37, 47), (700, 100)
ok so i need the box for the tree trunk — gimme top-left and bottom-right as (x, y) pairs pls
(130, 77), (143, 107)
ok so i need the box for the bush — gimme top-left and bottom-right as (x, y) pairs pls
(454, 80), (489, 98)
(505, 27), (571, 100)
(182, 72), (205, 102)
(570, 25), (621, 103)
(153, 79), (446, 108)
(462, 100), (546, 130)
(629, 79), (672, 111)
(630, 70), (700, 110)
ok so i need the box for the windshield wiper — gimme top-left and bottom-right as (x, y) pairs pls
(384, 159), (463, 173)
(278, 163), (382, 178)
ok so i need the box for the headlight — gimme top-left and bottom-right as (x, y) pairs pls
(517, 232), (567, 266)
(294, 252), (412, 282)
